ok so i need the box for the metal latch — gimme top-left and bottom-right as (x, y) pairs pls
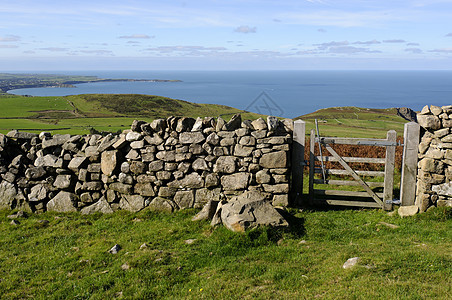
(385, 199), (401, 205)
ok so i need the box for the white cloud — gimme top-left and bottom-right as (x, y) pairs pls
(405, 48), (423, 53)
(234, 25), (257, 33)
(119, 34), (154, 39)
(353, 40), (381, 45)
(0, 35), (20, 42)
(407, 42), (420, 46)
(328, 46), (381, 54)
(39, 47), (69, 52)
(314, 41), (349, 49)
(79, 50), (114, 55)
(383, 39), (407, 43)
(429, 48), (452, 53)
(144, 45), (227, 53)
(446, 33), (452, 37)
(0, 45), (18, 48)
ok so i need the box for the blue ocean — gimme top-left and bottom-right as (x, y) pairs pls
(8, 70), (452, 118)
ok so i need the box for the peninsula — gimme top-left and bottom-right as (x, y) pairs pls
(0, 73), (182, 93)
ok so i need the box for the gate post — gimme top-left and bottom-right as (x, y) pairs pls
(383, 130), (397, 210)
(400, 122), (420, 206)
(291, 120), (306, 205)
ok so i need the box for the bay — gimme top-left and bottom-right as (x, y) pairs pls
(8, 70), (452, 118)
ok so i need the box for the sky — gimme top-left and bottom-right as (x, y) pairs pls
(1, 0), (452, 70)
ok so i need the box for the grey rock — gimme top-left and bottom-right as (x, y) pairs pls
(42, 134), (71, 148)
(131, 120), (146, 132)
(68, 156), (88, 172)
(213, 156), (237, 173)
(129, 161), (146, 174)
(101, 150), (120, 176)
(219, 191), (288, 232)
(150, 119), (167, 132)
(97, 134), (120, 152)
(206, 132), (220, 145)
(259, 151), (288, 168)
(224, 114), (242, 131)
(47, 191), (78, 212)
(0, 181), (17, 210)
(192, 200), (219, 221)
(192, 158), (209, 171)
(168, 172), (204, 189)
(34, 154), (63, 168)
(109, 182), (132, 194)
(432, 181), (452, 196)
(233, 144), (254, 157)
(256, 169), (271, 184)
(126, 131), (142, 142)
(81, 198), (114, 214)
(54, 174), (73, 189)
(108, 244), (121, 254)
(216, 117), (226, 131)
(120, 195), (146, 212)
(191, 117), (204, 131)
(179, 132), (205, 144)
(251, 118), (268, 130)
(148, 197), (176, 212)
(149, 160), (164, 172)
(398, 205), (419, 217)
(221, 173), (250, 190)
(173, 190), (195, 209)
(343, 257), (360, 269)
(417, 114), (441, 130)
(7, 130), (38, 140)
(176, 117), (195, 132)
(135, 183), (155, 197)
(25, 166), (47, 179)
(82, 181), (103, 191)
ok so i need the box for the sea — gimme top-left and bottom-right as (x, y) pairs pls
(8, 70), (452, 119)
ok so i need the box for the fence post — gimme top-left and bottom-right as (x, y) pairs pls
(309, 129), (316, 206)
(383, 130), (397, 210)
(400, 122), (420, 206)
(291, 120), (306, 205)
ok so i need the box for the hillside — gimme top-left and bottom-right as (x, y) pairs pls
(0, 94), (262, 135)
(296, 106), (413, 138)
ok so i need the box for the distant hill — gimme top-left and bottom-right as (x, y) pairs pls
(295, 106), (412, 138)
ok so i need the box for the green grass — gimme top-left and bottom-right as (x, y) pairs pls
(0, 94), (263, 135)
(0, 207), (450, 299)
(297, 106), (408, 138)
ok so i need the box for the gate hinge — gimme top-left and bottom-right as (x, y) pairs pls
(385, 199), (401, 205)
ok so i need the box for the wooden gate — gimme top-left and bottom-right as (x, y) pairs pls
(308, 130), (397, 210)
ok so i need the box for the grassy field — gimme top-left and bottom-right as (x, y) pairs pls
(0, 207), (450, 299)
(0, 94), (262, 135)
(296, 106), (408, 138)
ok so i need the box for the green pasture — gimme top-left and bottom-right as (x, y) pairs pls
(0, 207), (450, 299)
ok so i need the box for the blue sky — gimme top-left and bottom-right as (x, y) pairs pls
(1, 0), (452, 70)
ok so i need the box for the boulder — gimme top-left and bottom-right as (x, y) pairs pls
(224, 114), (242, 131)
(192, 200), (219, 221)
(179, 132), (205, 144)
(68, 156), (88, 172)
(34, 154), (63, 168)
(259, 151), (288, 168)
(148, 197), (175, 212)
(432, 182), (452, 196)
(220, 173), (250, 190)
(173, 190), (195, 209)
(213, 156), (237, 173)
(81, 198), (114, 214)
(119, 195), (146, 212)
(417, 114), (441, 130)
(0, 181), (17, 210)
(101, 150), (120, 176)
(398, 205), (419, 217)
(219, 191), (288, 232)
(47, 191), (78, 212)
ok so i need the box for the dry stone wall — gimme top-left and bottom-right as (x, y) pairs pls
(0, 114), (293, 214)
(416, 105), (452, 211)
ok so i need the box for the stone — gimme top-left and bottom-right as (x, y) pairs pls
(34, 154), (63, 168)
(126, 131), (142, 142)
(206, 132), (220, 145)
(213, 156), (237, 173)
(239, 136), (256, 146)
(82, 181), (103, 191)
(150, 119), (167, 132)
(251, 118), (267, 130)
(398, 205), (419, 217)
(148, 197), (175, 212)
(263, 184), (289, 193)
(29, 184), (47, 201)
(179, 132), (205, 144)
(432, 182), (452, 196)
(120, 195), (146, 212)
(68, 156), (88, 172)
(192, 158), (209, 171)
(6, 130), (38, 140)
(109, 182), (132, 194)
(434, 128), (450, 138)
(437, 199), (452, 207)
(192, 200), (219, 221)
(135, 183), (155, 197)
(131, 120), (146, 132)
(176, 117), (195, 132)
(112, 135), (127, 149)
(256, 169), (271, 184)
(272, 194), (289, 206)
(267, 116), (280, 131)
(101, 150), (120, 176)
(156, 150), (176, 162)
(216, 117), (226, 131)
(118, 173), (133, 184)
(87, 163), (101, 173)
(158, 187), (177, 198)
(149, 160), (164, 172)
(81, 198), (113, 214)
(194, 188), (221, 208)
(54, 174), (73, 189)
(191, 117), (204, 131)
(417, 114), (441, 130)
(47, 191), (78, 212)
(129, 161), (146, 174)
(221, 173), (250, 190)
(219, 191), (288, 232)
(0, 181), (17, 210)
(108, 244), (121, 254)
(130, 140), (145, 149)
(430, 105), (443, 116)
(259, 151), (288, 168)
(156, 170), (172, 181)
(173, 190), (195, 209)
(224, 114), (241, 131)
(205, 173), (219, 188)
(84, 146), (100, 157)
(442, 134), (452, 143)
(343, 257), (360, 269)
(233, 144), (254, 157)
(168, 172), (204, 189)
(282, 119), (294, 133)
(443, 119), (452, 128)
